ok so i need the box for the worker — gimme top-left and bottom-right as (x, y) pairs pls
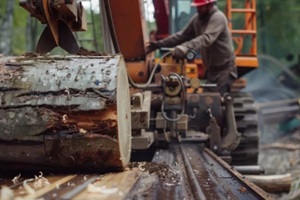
(146, 0), (237, 95)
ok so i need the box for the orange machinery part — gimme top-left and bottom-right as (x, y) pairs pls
(108, 0), (149, 62)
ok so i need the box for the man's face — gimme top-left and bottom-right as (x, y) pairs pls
(197, 4), (210, 18)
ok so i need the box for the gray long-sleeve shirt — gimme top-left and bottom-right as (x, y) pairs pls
(157, 6), (235, 71)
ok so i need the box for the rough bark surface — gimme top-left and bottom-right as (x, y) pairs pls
(0, 54), (131, 170)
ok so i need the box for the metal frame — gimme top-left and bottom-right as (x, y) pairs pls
(226, 0), (258, 68)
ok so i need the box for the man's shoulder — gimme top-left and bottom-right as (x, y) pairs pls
(211, 7), (227, 21)
(191, 13), (199, 21)
(188, 13), (200, 25)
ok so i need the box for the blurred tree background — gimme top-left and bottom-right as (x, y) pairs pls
(0, 0), (104, 55)
(257, 0), (300, 62)
(0, 0), (300, 65)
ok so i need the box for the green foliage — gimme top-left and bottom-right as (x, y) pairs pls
(0, 0), (6, 21)
(257, 0), (300, 60)
(219, 0), (300, 61)
(12, 0), (27, 55)
(75, 12), (104, 52)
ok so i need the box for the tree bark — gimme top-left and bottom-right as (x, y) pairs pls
(0, 55), (131, 170)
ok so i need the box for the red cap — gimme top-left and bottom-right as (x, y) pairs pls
(191, 0), (217, 7)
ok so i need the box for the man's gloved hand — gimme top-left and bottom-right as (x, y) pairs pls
(171, 46), (186, 59)
(145, 42), (159, 54)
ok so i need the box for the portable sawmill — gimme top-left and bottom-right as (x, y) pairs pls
(0, 0), (259, 171)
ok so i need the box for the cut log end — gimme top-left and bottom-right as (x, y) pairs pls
(117, 58), (132, 167)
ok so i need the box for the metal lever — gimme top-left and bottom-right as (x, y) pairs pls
(206, 108), (222, 154)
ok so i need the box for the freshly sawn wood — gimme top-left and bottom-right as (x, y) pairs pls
(0, 54), (131, 170)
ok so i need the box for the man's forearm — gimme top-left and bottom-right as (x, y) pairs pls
(157, 32), (190, 48)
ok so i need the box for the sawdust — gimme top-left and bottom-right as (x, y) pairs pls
(21, 52), (39, 58)
(130, 162), (181, 185)
(76, 47), (108, 56)
(20, 48), (108, 57)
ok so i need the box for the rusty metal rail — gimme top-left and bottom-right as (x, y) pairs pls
(129, 144), (274, 200)
(0, 144), (274, 199)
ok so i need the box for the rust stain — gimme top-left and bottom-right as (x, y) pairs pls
(0, 63), (24, 83)
(238, 186), (247, 194)
(204, 96), (214, 106)
(189, 94), (199, 103)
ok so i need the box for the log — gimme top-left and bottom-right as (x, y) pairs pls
(0, 54), (131, 170)
(260, 143), (300, 151)
(245, 173), (292, 193)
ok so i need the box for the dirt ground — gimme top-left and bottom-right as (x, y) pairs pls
(259, 126), (300, 200)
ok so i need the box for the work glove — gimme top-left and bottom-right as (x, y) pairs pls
(171, 46), (187, 59)
(145, 41), (159, 54)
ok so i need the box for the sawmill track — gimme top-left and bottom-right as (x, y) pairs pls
(0, 144), (272, 200)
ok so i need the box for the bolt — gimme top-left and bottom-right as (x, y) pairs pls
(169, 86), (175, 91)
